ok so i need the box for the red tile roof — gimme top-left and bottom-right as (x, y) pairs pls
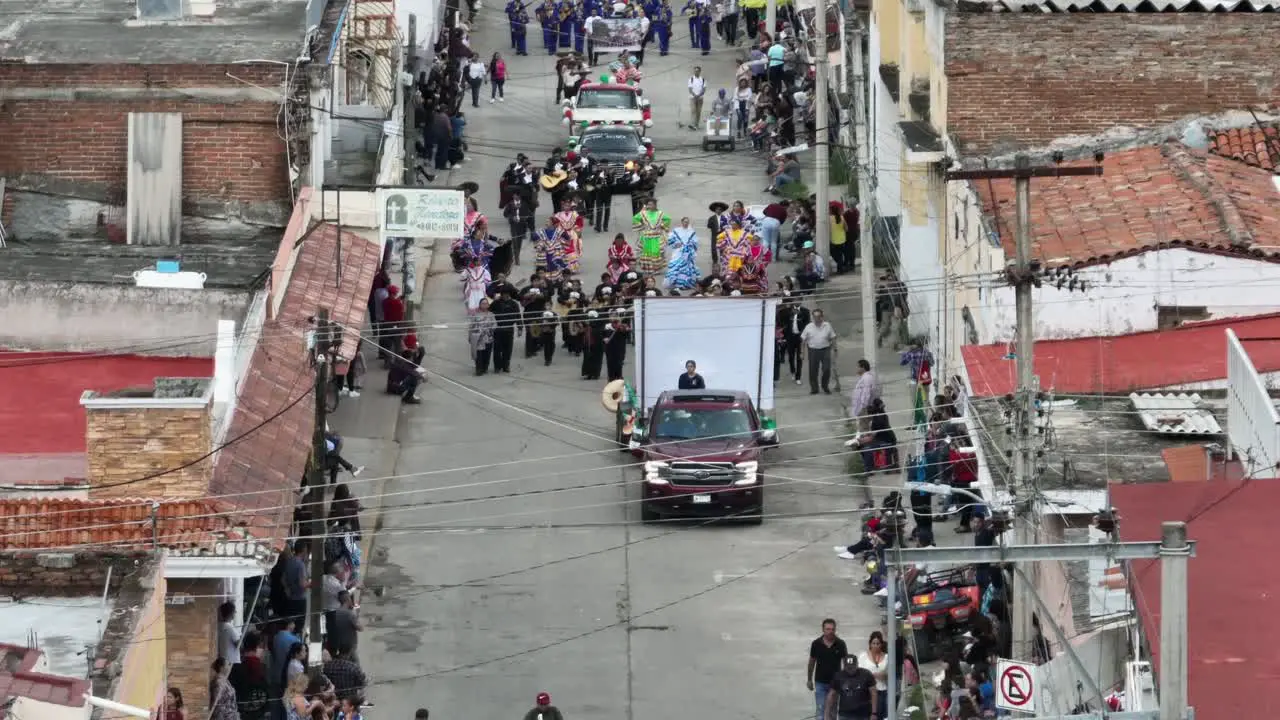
(0, 354), (213, 454)
(0, 643), (91, 714)
(0, 497), (268, 551)
(962, 312), (1280, 396)
(1208, 124), (1280, 171)
(1111, 480), (1280, 720)
(212, 223), (378, 530)
(974, 142), (1280, 269)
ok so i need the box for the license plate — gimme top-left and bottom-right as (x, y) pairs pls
(692, 494), (712, 504)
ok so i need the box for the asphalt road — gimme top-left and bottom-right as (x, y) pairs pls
(356, 13), (894, 720)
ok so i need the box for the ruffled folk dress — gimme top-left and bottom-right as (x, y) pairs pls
(633, 208), (672, 276)
(664, 227), (700, 290)
(461, 264), (491, 315)
(716, 227), (751, 276)
(553, 208), (586, 272)
(606, 241), (636, 284)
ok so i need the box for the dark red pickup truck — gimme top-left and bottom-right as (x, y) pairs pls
(631, 390), (777, 524)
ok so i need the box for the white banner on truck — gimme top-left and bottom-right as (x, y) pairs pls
(632, 296), (779, 414)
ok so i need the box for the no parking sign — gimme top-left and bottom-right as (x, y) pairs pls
(995, 659), (1038, 713)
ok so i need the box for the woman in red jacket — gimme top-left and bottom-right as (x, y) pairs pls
(380, 285), (406, 362)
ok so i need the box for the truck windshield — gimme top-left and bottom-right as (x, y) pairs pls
(651, 408), (752, 441)
(577, 89), (639, 110)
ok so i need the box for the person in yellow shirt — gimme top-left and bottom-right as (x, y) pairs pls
(829, 201), (849, 274)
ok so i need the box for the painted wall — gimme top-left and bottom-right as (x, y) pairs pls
(114, 571), (168, 712)
(1037, 626), (1129, 716)
(0, 282), (252, 355)
(981, 248), (1280, 342)
(868, 9), (903, 218)
(942, 179), (1002, 380)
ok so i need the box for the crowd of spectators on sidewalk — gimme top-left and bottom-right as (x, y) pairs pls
(156, 483), (371, 720)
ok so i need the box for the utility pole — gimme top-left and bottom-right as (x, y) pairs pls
(945, 154), (1103, 661)
(307, 308), (333, 644)
(851, 21), (875, 365)
(812, 1), (830, 266)
(1159, 522), (1191, 720)
(401, 15), (419, 325)
(766, 0), (777, 42)
(884, 529), (1194, 720)
(402, 14), (418, 188)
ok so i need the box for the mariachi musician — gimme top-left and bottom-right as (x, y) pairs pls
(579, 308), (606, 380)
(521, 285), (550, 358)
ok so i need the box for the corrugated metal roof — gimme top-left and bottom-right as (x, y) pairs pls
(983, 0), (1280, 11)
(1129, 393), (1224, 435)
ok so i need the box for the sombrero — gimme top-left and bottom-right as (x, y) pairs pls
(709, 201), (729, 213)
(455, 181), (480, 195)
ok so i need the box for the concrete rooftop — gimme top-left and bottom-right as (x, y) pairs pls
(0, 236), (280, 288)
(0, 0), (309, 64)
(0, 597), (113, 677)
(972, 395), (1227, 489)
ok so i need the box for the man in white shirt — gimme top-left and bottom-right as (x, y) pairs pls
(466, 54), (486, 107)
(687, 66), (706, 129)
(799, 309), (836, 395)
(217, 601), (242, 666)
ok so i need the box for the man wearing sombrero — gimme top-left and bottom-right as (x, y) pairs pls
(706, 201), (729, 269)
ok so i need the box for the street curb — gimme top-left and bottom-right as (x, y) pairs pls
(357, 237), (437, 596)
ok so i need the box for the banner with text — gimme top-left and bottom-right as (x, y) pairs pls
(378, 188), (466, 239)
(591, 18), (645, 53)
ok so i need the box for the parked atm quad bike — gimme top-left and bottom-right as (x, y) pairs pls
(890, 566), (982, 663)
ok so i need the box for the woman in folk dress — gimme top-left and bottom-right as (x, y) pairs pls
(664, 217), (700, 290)
(461, 261), (491, 315)
(606, 233), (635, 284)
(716, 218), (752, 276)
(632, 197), (672, 277)
(553, 198), (585, 272)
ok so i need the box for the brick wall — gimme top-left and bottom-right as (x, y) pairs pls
(0, 63), (291, 209)
(164, 579), (221, 720)
(945, 14), (1280, 157)
(85, 405), (213, 499)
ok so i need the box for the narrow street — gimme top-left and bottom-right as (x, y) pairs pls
(353, 11), (899, 720)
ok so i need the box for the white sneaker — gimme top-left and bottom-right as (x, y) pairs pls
(352, 466), (365, 477)
(837, 551), (857, 560)
(499, 97), (505, 102)
(795, 379), (802, 385)
(843, 436), (860, 448)
(489, 98), (496, 103)
(349, 390), (361, 398)
(446, 163), (453, 169)
(873, 587), (888, 598)
(833, 545), (848, 554)
(338, 387), (350, 396)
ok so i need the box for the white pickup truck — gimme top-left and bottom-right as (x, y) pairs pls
(562, 83), (653, 137)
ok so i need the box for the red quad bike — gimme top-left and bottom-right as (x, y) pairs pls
(894, 567), (981, 663)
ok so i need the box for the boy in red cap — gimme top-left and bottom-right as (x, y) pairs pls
(522, 692), (564, 720)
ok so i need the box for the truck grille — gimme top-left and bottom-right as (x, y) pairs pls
(664, 461), (741, 486)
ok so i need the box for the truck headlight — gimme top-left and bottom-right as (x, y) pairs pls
(733, 461), (759, 485)
(644, 461), (669, 485)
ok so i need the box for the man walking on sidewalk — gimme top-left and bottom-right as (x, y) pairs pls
(800, 308), (836, 395)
